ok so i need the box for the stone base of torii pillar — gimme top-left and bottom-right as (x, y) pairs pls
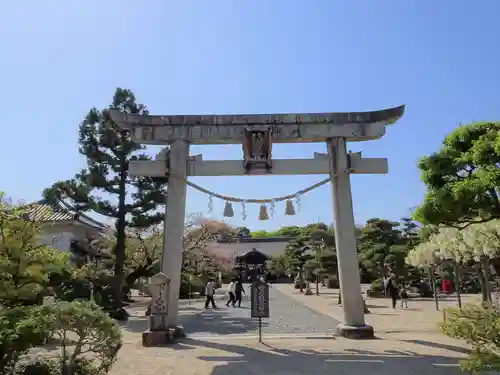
(142, 326), (186, 347)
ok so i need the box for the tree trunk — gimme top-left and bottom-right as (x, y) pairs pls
(315, 275), (319, 296)
(337, 291), (342, 305)
(477, 266), (488, 304)
(113, 167), (128, 310)
(482, 256), (492, 303)
(453, 262), (462, 308)
(380, 261), (386, 286)
(479, 256), (492, 304)
(429, 265), (439, 311)
(124, 261), (156, 291)
(299, 267), (304, 293)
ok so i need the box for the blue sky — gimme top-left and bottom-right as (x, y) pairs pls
(1, 1), (499, 231)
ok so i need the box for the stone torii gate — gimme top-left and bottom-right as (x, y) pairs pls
(110, 105), (405, 342)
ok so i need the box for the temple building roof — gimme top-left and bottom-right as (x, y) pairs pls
(26, 200), (75, 222)
(24, 199), (108, 230)
(236, 248), (269, 265)
(205, 237), (291, 260)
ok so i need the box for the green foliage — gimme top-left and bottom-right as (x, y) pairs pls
(441, 304), (500, 374)
(251, 223), (332, 240)
(316, 248), (337, 270)
(370, 278), (384, 293)
(43, 88), (167, 309)
(179, 273), (205, 298)
(273, 226), (304, 238)
(414, 122), (500, 227)
(251, 230), (270, 238)
(0, 305), (54, 374)
(284, 236), (312, 270)
(12, 301), (122, 375)
(265, 254), (290, 277)
(44, 88), (166, 227)
(0, 193), (122, 374)
(50, 300), (122, 374)
(0, 195), (72, 306)
(358, 218), (406, 280)
(1, 300), (122, 375)
(400, 217), (421, 248)
(303, 236), (335, 283)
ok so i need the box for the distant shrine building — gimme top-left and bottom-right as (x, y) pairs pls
(205, 235), (292, 282)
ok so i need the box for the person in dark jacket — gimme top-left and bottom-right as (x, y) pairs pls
(385, 274), (399, 309)
(233, 279), (245, 307)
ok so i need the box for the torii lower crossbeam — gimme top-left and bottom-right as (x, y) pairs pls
(129, 154), (388, 177)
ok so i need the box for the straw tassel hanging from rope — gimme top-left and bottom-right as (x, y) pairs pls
(178, 176), (330, 220)
(223, 201), (234, 217)
(258, 204), (269, 220)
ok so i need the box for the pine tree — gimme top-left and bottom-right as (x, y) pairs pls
(358, 218), (405, 282)
(44, 88), (167, 312)
(284, 236), (312, 293)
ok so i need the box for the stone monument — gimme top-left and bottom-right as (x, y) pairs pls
(110, 105), (405, 342)
(142, 272), (182, 346)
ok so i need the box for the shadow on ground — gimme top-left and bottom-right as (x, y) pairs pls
(121, 309), (265, 336)
(180, 309), (265, 336)
(168, 338), (464, 375)
(401, 339), (470, 355)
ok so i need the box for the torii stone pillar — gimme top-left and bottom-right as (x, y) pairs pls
(328, 137), (372, 338)
(161, 140), (189, 330)
(109, 104), (405, 343)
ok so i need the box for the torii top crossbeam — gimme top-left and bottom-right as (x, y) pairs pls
(109, 105), (405, 145)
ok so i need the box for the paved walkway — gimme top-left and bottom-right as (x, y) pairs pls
(116, 284), (474, 374)
(180, 284), (340, 337)
(272, 283), (482, 338)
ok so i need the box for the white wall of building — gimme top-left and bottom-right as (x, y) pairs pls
(40, 230), (75, 252)
(39, 222), (102, 252)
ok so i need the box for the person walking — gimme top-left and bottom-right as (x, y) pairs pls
(226, 279), (236, 307)
(204, 279), (217, 309)
(234, 279), (245, 307)
(399, 284), (409, 308)
(384, 274), (399, 309)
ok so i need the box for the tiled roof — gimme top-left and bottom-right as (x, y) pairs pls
(25, 200), (76, 222)
(24, 200), (108, 230)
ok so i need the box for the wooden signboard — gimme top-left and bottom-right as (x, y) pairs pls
(250, 279), (270, 318)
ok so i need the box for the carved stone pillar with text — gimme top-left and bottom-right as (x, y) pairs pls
(327, 137), (374, 339)
(142, 272), (174, 346)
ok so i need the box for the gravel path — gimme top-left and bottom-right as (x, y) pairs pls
(181, 284), (340, 337)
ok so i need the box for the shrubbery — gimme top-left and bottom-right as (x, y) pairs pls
(441, 304), (500, 374)
(179, 273), (205, 298)
(1, 301), (122, 375)
(370, 278), (384, 292)
(0, 305), (54, 373)
(0, 195), (123, 374)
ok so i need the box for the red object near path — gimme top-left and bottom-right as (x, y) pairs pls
(442, 279), (452, 294)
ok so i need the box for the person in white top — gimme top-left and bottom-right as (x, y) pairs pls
(226, 279), (236, 307)
(204, 279), (217, 309)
